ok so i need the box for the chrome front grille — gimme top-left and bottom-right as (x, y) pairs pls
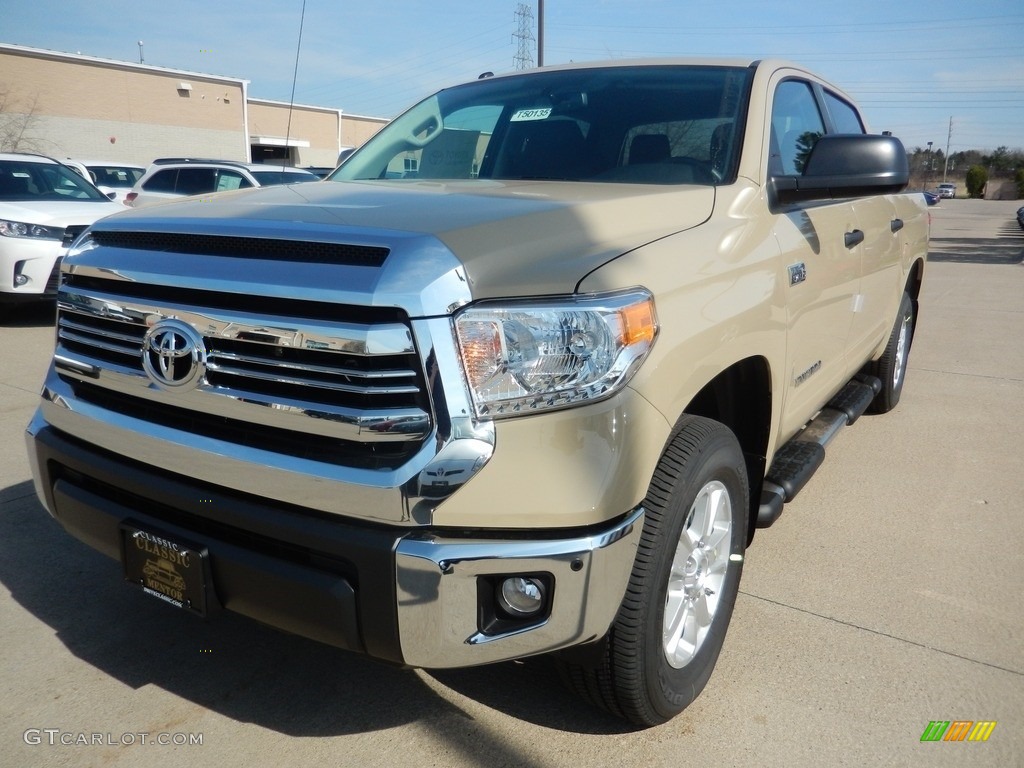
(205, 338), (422, 408)
(54, 275), (433, 467)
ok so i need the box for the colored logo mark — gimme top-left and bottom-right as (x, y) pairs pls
(920, 721), (996, 742)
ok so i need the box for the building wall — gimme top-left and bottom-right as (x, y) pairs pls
(247, 102), (388, 167)
(342, 115), (389, 152)
(1, 44), (389, 169)
(248, 100), (341, 167)
(0, 47), (248, 164)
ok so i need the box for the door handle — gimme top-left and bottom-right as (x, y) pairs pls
(891, 218), (904, 233)
(844, 230), (865, 249)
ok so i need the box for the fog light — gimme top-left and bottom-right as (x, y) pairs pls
(14, 274), (29, 287)
(498, 577), (545, 616)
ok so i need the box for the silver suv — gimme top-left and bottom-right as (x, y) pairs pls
(125, 158), (318, 208)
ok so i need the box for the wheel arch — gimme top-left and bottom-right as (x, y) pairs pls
(677, 355), (773, 543)
(906, 256), (925, 337)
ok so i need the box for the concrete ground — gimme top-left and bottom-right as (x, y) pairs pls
(0, 198), (1021, 767)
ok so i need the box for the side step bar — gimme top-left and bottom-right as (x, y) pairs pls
(756, 375), (881, 528)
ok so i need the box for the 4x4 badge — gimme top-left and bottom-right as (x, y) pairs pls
(142, 319), (206, 390)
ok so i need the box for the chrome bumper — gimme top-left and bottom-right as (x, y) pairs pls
(27, 412), (644, 667)
(395, 506), (643, 667)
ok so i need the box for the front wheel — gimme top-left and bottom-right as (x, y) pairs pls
(559, 416), (748, 726)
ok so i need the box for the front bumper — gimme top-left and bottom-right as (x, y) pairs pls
(26, 414), (643, 668)
(0, 240), (62, 300)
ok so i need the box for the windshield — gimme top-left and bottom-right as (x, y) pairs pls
(87, 165), (144, 189)
(330, 65), (752, 186)
(0, 159), (111, 201)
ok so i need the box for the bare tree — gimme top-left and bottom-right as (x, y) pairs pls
(0, 87), (47, 153)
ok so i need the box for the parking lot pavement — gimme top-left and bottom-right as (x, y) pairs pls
(1, 199), (1021, 767)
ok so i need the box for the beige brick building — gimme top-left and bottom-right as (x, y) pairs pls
(0, 43), (387, 169)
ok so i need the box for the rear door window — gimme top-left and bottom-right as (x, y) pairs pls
(175, 168), (217, 195)
(215, 170), (251, 191)
(823, 91), (864, 134)
(143, 169), (178, 193)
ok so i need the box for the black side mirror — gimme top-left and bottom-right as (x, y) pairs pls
(771, 134), (910, 205)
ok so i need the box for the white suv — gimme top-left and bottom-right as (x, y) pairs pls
(63, 159), (146, 205)
(126, 159), (319, 208)
(0, 153), (122, 316)
(937, 182), (956, 199)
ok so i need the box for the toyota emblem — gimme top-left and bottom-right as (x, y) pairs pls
(142, 319), (206, 390)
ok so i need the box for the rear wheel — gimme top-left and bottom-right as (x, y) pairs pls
(868, 291), (914, 413)
(559, 416), (748, 726)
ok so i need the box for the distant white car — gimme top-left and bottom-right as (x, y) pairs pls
(63, 159), (146, 205)
(936, 182), (956, 199)
(126, 158), (319, 208)
(0, 153), (123, 315)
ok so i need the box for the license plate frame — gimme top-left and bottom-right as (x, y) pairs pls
(121, 523), (210, 616)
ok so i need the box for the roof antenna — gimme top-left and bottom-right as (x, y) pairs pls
(284, 0), (307, 169)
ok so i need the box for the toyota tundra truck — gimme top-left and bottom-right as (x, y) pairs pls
(25, 59), (928, 726)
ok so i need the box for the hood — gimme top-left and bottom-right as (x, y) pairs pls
(0, 199), (123, 227)
(100, 179), (715, 299)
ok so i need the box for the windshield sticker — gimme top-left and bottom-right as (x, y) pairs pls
(511, 108), (553, 122)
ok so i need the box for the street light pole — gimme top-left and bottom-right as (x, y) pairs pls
(926, 141), (933, 190)
(943, 117), (953, 183)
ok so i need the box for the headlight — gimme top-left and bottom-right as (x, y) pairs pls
(454, 289), (657, 419)
(0, 219), (64, 240)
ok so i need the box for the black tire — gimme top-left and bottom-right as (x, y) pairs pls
(558, 416), (748, 726)
(867, 291), (914, 414)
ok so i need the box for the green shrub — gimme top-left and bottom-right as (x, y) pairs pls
(965, 165), (988, 199)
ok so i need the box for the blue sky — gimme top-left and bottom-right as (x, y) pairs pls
(3, 0), (1022, 153)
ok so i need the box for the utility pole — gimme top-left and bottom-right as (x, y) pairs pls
(942, 116), (953, 183)
(537, 0), (544, 67)
(513, 3), (535, 70)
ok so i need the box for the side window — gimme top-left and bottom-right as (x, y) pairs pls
(823, 91), (864, 134)
(216, 170), (250, 191)
(770, 80), (826, 175)
(143, 169), (178, 193)
(175, 168), (217, 195)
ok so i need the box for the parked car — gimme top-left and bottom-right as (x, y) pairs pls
(923, 190), (940, 206)
(63, 160), (145, 205)
(125, 158), (319, 208)
(300, 166), (335, 179)
(937, 182), (956, 199)
(1017, 205), (1024, 230)
(0, 153), (122, 316)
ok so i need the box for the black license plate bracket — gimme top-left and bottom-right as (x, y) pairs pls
(121, 522), (211, 616)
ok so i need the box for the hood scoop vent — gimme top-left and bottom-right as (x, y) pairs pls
(90, 231), (389, 267)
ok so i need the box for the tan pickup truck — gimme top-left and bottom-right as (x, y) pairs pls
(26, 58), (928, 726)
